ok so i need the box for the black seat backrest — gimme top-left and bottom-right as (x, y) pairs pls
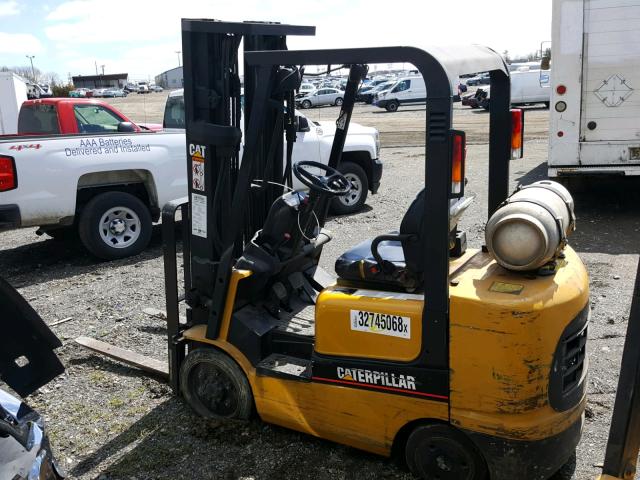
(399, 188), (425, 274)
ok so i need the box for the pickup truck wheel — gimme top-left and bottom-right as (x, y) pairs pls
(78, 191), (152, 260)
(331, 161), (368, 215)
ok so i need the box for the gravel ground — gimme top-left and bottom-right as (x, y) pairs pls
(1, 96), (639, 479)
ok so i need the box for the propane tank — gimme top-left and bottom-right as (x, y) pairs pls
(485, 180), (575, 271)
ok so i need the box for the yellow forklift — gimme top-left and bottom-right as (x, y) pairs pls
(156, 20), (591, 480)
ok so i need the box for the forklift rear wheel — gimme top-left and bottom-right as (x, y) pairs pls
(405, 424), (488, 480)
(180, 347), (253, 420)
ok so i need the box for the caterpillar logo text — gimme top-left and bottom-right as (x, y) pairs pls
(337, 366), (416, 391)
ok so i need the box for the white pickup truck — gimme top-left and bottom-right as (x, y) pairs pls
(0, 93), (382, 260)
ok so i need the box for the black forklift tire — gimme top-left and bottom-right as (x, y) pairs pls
(180, 347), (253, 420)
(302, 99), (312, 109)
(405, 424), (488, 480)
(335, 97), (344, 106)
(386, 100), (399, 112)
(78, 191), (152, 260)
(330, 161), (369, 215)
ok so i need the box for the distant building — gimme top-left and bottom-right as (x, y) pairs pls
(155, 66), (183, 89)
(72, 73), (128, 89)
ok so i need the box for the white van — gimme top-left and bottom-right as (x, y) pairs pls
(373, 75), (426, 112)
(510, 68), (551, 107)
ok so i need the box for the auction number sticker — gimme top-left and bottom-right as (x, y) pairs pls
(350, 310), (411, 339)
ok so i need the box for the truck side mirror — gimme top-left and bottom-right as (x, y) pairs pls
(297, 116), (310, 132)
(117, 122), (136, 132)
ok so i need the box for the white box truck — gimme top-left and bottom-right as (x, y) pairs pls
(0, 73), (28, 135)
(548, 0), (640, 180)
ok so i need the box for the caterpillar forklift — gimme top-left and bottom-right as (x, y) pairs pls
(157, 19), (591, 480)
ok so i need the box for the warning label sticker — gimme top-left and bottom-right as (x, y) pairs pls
(189, 144), (206, 191)
(191, 193), (207, 238)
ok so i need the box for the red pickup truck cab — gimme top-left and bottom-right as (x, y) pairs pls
(13, 98), (160, 135)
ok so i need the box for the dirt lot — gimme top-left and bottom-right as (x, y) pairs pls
(1, 93), (639, 479)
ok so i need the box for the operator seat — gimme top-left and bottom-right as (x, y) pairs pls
(335, 189), (426, 291)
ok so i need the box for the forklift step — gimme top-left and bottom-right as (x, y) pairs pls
(256, 354), (312, 382)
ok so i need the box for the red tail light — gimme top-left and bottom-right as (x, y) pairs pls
(510, 109), (524, 160)
(450, 130), (466, 197)
(0, 156), (17, 192)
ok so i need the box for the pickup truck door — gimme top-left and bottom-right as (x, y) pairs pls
(291, 113), (321, 191)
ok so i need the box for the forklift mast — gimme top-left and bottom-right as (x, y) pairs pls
(180, 19), (314, 333)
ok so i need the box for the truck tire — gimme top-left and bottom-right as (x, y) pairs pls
(385, 100), (399, 112)
(331, 161), (369, 215)
(78, 191), (152, 260)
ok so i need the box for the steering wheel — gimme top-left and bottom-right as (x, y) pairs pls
(293, 161), (352, 196)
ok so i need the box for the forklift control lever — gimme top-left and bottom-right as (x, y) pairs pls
(293, 161), (351, 196)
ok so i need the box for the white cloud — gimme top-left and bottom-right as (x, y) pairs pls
(44, 0), (551, 78)
(0, 32), (43, 53)
(0, 0), (19, 16)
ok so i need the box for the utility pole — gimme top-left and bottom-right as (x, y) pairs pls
(175, 51), (182, 67)
(100, 64), (105, 76)
(95, 61), (98, 75)
(25, 55), (36, 82)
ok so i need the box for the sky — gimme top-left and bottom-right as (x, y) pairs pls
(0, 0), (552, 83)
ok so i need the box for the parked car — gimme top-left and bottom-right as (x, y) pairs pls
(359, 81), (394, 104)
(356, 84), (377, 102)
(124, 83), (138, 93)
(91, 88), (108, 98)
(38, 84), (53, 98)
(151, 85), (164, 92)
(68, 88), (91, 98)
(374, 75), (426, 112)
(295, 88), (344, 108)
(465, 72), (491, 86)
(298, 83), (315, 95)
(102, 88), (127, 98)
(137, 83), (150, 94)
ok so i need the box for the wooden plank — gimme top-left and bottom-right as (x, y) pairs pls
(75, 336), (169, 379)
